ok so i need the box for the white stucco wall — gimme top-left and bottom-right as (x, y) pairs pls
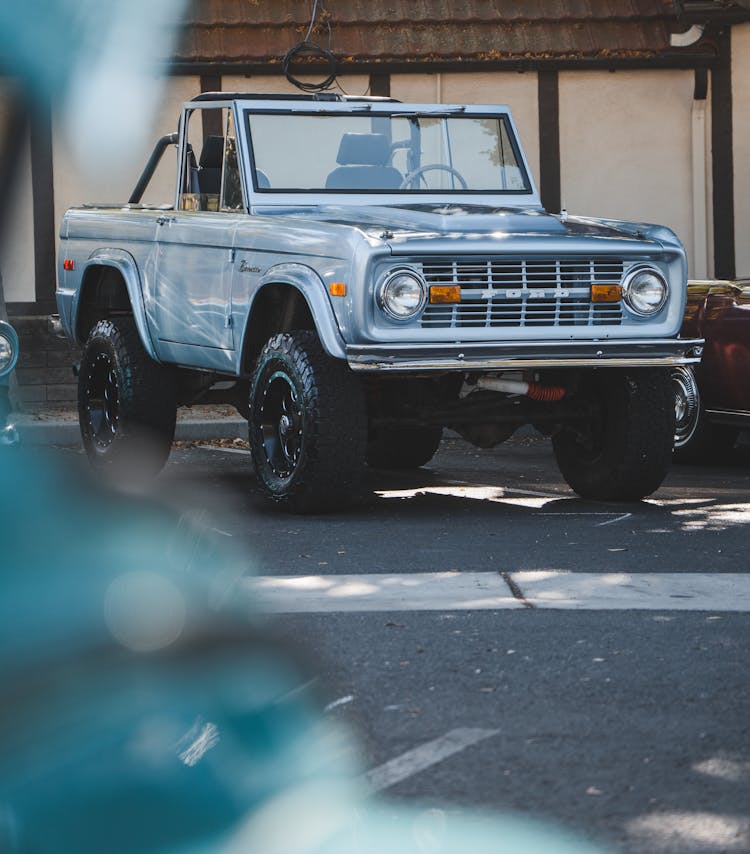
(559, 70), (699, 276)
(733, 23), (750, 278)
(223, 73), (372, 97)
(53, 75), (201, 227)
(391, 72), (540, 185)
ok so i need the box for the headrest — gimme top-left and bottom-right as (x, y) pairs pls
(336, 133), (390, 166)
(200, 135), (224, 169)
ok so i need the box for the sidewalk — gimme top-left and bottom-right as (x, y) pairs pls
(10, 405), (247, 445)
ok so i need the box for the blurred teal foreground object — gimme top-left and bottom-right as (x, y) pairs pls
(0, 449), (614, 853)
(0, 0), (187, 176)
(0, 0), (184, 102)
(0, 448), (360, 853)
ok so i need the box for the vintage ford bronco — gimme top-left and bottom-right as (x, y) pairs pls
(56, 93), (702, 511)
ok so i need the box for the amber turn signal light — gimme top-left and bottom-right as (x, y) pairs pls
(591, 284), (622, 303)
(329, 282), (347, 297)
(429, 285), (461, 304)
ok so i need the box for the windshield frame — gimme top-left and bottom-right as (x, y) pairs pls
(235, 100), (540, 209)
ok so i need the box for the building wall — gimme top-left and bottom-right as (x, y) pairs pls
(391, 72), (540, 185)
(733, 22), (750, 278)
(223, 73), (372, 96)
(559, 69), (700, 276)
(53, 75), (202, 231)
(7, 58), (747, 305)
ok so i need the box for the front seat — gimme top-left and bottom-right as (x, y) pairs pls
(197, 135), (224, 195)
(325, 133), (402, 190)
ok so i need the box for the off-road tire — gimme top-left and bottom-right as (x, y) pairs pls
(552, 368), (675, 501)
(249, 331), (366, 513)
(671, 367), (738, 463)
(78, 317), (176, 478)
(366, 426), (443, 469)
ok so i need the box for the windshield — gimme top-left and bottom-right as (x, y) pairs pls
(245, 112), (531, 194)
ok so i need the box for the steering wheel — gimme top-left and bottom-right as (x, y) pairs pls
(399, 164), (469, 190)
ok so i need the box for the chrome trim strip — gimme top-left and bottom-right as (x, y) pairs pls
(349, 355), (700, 372)
(347, 338), (703, 373)
(705, 409), (750, 424)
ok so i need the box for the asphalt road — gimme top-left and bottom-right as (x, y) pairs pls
(68, 434), (750, 852)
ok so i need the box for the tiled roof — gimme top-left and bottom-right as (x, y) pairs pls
(173, 0), (746, 69)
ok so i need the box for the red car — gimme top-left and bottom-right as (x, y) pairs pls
(673, 280), (750, 460)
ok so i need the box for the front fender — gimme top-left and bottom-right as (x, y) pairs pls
(248, 263), (347, 360)
(74, 248), (159, 362)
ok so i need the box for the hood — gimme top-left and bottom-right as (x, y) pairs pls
(254, 203), (665, 250)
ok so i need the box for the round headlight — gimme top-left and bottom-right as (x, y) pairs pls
(378, 269), (427, 321)
(622, 266), (668, 316)
(0, 326), (18, 377)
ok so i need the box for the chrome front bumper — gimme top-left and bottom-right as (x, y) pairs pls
(347, 338), (704, 372)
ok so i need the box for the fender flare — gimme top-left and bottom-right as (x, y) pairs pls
(74, 248), (160, 362)
(243, 263), (347, 360)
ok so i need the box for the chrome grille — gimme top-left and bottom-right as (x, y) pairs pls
(419, 257), (625, 329)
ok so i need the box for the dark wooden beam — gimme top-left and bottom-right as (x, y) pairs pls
(199, 73), (223, 142)
(711, 27), (735, 279)
(369, 73), (391, 97)
(172, 54), (718, 77)
(537, 70), (561, 214)
(30, 104), (56, 306)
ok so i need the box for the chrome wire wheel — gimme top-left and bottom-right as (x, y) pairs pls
(257, 370), (304, 479)
(671, 366), (700, 449)
(85, 351), (120, 450)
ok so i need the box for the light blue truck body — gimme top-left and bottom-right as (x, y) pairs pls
(56, 96), (700, 378)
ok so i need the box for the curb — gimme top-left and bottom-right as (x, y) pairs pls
(12, 417), (248, 446)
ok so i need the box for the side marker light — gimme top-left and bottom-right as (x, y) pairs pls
(429, 285), (461, 304)
(591, 284), (622, 303)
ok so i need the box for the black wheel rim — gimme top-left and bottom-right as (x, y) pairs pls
(257, 370), (304, 478)
(85, 351), (120, 449)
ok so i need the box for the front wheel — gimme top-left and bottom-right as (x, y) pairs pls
(78, 317), (176, 479)
(249, 331), (366, 513)
(552, 368), (675, 501)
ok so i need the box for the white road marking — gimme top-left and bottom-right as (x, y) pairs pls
(247, 571), (521, 613)
(210, 527), (234, 537)
(595, 512), (633, 527)
(363, 727), (500, 793)
(200, 444), (252, 456)
(324, 695), (354, 713)
(536, 511), (635, 526)
(514, 571), (750, 611)
(244, 571), (750, 613)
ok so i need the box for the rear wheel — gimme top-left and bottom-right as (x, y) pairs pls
(366, 426), (443, 470)
(249, 331), (366, 513)
(552, 368), (674, 501)
(78, 317), (176, 478)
